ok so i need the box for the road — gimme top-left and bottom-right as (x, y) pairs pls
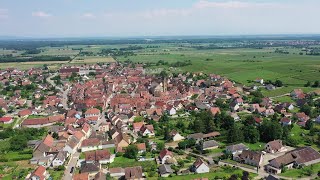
(47, 73), (70, 110)
(63, 152), (80, 180)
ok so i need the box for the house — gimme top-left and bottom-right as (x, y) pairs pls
(280, 117), (292, 126)
(27, 166), (49, 180)
(81, 138), (100, 152)
(210, 107), (221, 116)
(52, 151), (68, 168)
(63, 136), (80, 154)
(84, 108), (100, 118)
(230, 101), (240, 112)
(159, 149), (174, 164)
(291, 89), (304, 99)
(265, 140), (287, 154)
(202, 140), (219, 150)
(158, 164), (174, 177)
(266, 147), (320, 174)
(136, 143), (147, 153)
(169, 130), (185, 142)
(263, 109), (275, 117)
(265, 84), (276, 90)
(124, 166), (144, 180)
(140, 124), (155, 137)
(191, 158), (210, 174)
(133, 122), (144, 133)
(167, 106), (177, 116)
(255, 78), (264, 84)
(109, 167), (125, 178)
(226, 143), (249, 155)
(80, 162), (101, 178)
(0, 117), (14, 124)
(187, 133), (204, 143)
(18, 109), (32, 117)
(73, 173), (89, 180)
(114, 133), (130, 148)
(85, 149), (115, 164)
(234, 150), (263, 168)
(295, 112), (310, 122)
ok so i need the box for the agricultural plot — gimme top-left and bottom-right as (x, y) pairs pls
(70, 56), (115, 64)
(117, 45), (320, 95)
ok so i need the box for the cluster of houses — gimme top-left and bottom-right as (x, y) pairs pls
(1, 63), (320, 180)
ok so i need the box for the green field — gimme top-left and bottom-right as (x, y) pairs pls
(116, 46), (320, 95)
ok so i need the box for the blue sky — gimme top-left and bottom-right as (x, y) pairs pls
(0, 0), (319, 37)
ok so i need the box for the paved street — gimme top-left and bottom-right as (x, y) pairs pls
(63, 152), (80, 180)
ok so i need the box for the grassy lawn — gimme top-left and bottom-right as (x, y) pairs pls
(290, 124), (310, 146)
(244, 142), (266, 151)
(0, 151), (32, 162)
(48, 169), (64, 180)
(109, 156), (156, 169)
(280, 163), (320, 178)
(222, 159), (257, 170)
(151, 166), (257, 180)
(272, 96), (294, 103)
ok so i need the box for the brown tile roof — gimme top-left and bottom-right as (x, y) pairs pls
(85, 108), (100, 115)
(193, 158), (208, 168)
(159, 149), (173, 160)
(73, 173), (89, 180)
(124, 166), (143, 179)
(81, 138), (100, 147)
(267, 140), (284, 151)
(136, 143), (146, 151)
(32, 166), (46, 180)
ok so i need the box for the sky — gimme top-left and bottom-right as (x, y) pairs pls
(0, 0), (319, 37)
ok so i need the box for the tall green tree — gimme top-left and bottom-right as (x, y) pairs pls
(243, 125), (260, 143)
(227, 124), (244, 143)
(259, 120), (283, 142)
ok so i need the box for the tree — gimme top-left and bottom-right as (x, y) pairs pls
(243, 125), (260, 143)
(124, 145), (138, 159)
(274, 80), (283, 87)
(301, 105), (312, 116)
(313, 81), (320, 88)
(10, 135), (27, 151)
(178, 159), (185, 168)
(252, 97), (262, 104)
(305, 120), (314, 130)
(159, 71), (168, 79)
(163, 127), (170, 141)
(52, 132), (59, 139)
(259, 120), (282, 142)
(227, 124), (244, 143)
(157, 142), (165, 151)
(305, 81), (311, 87)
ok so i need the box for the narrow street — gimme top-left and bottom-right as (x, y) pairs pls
(63, 152), (80, 180)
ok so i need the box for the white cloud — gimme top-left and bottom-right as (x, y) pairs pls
(193, 0), (277, 9)
(32, 11), (52, 18)
(0, 9), (9, 19)
(82, 13), (96, 19)
(141, 8), (192, 19)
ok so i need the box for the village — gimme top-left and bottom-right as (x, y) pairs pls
(1, 62), (320, 180)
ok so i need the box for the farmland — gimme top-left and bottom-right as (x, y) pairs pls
(1, 39), (320, 96)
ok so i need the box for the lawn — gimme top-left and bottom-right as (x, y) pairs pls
(244, 142), (266, 151)
(290, 124), (310, 147)
(0, 160), (35, 180)
(117, 46), (320, 89)
(280, 163), (320, 178)
(272, 96), (294, 103)
(152, 166), (257, 180)
(109, 156), (156, 169)
(48, 169), (64, 180)
(0, 151), (32, 162)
